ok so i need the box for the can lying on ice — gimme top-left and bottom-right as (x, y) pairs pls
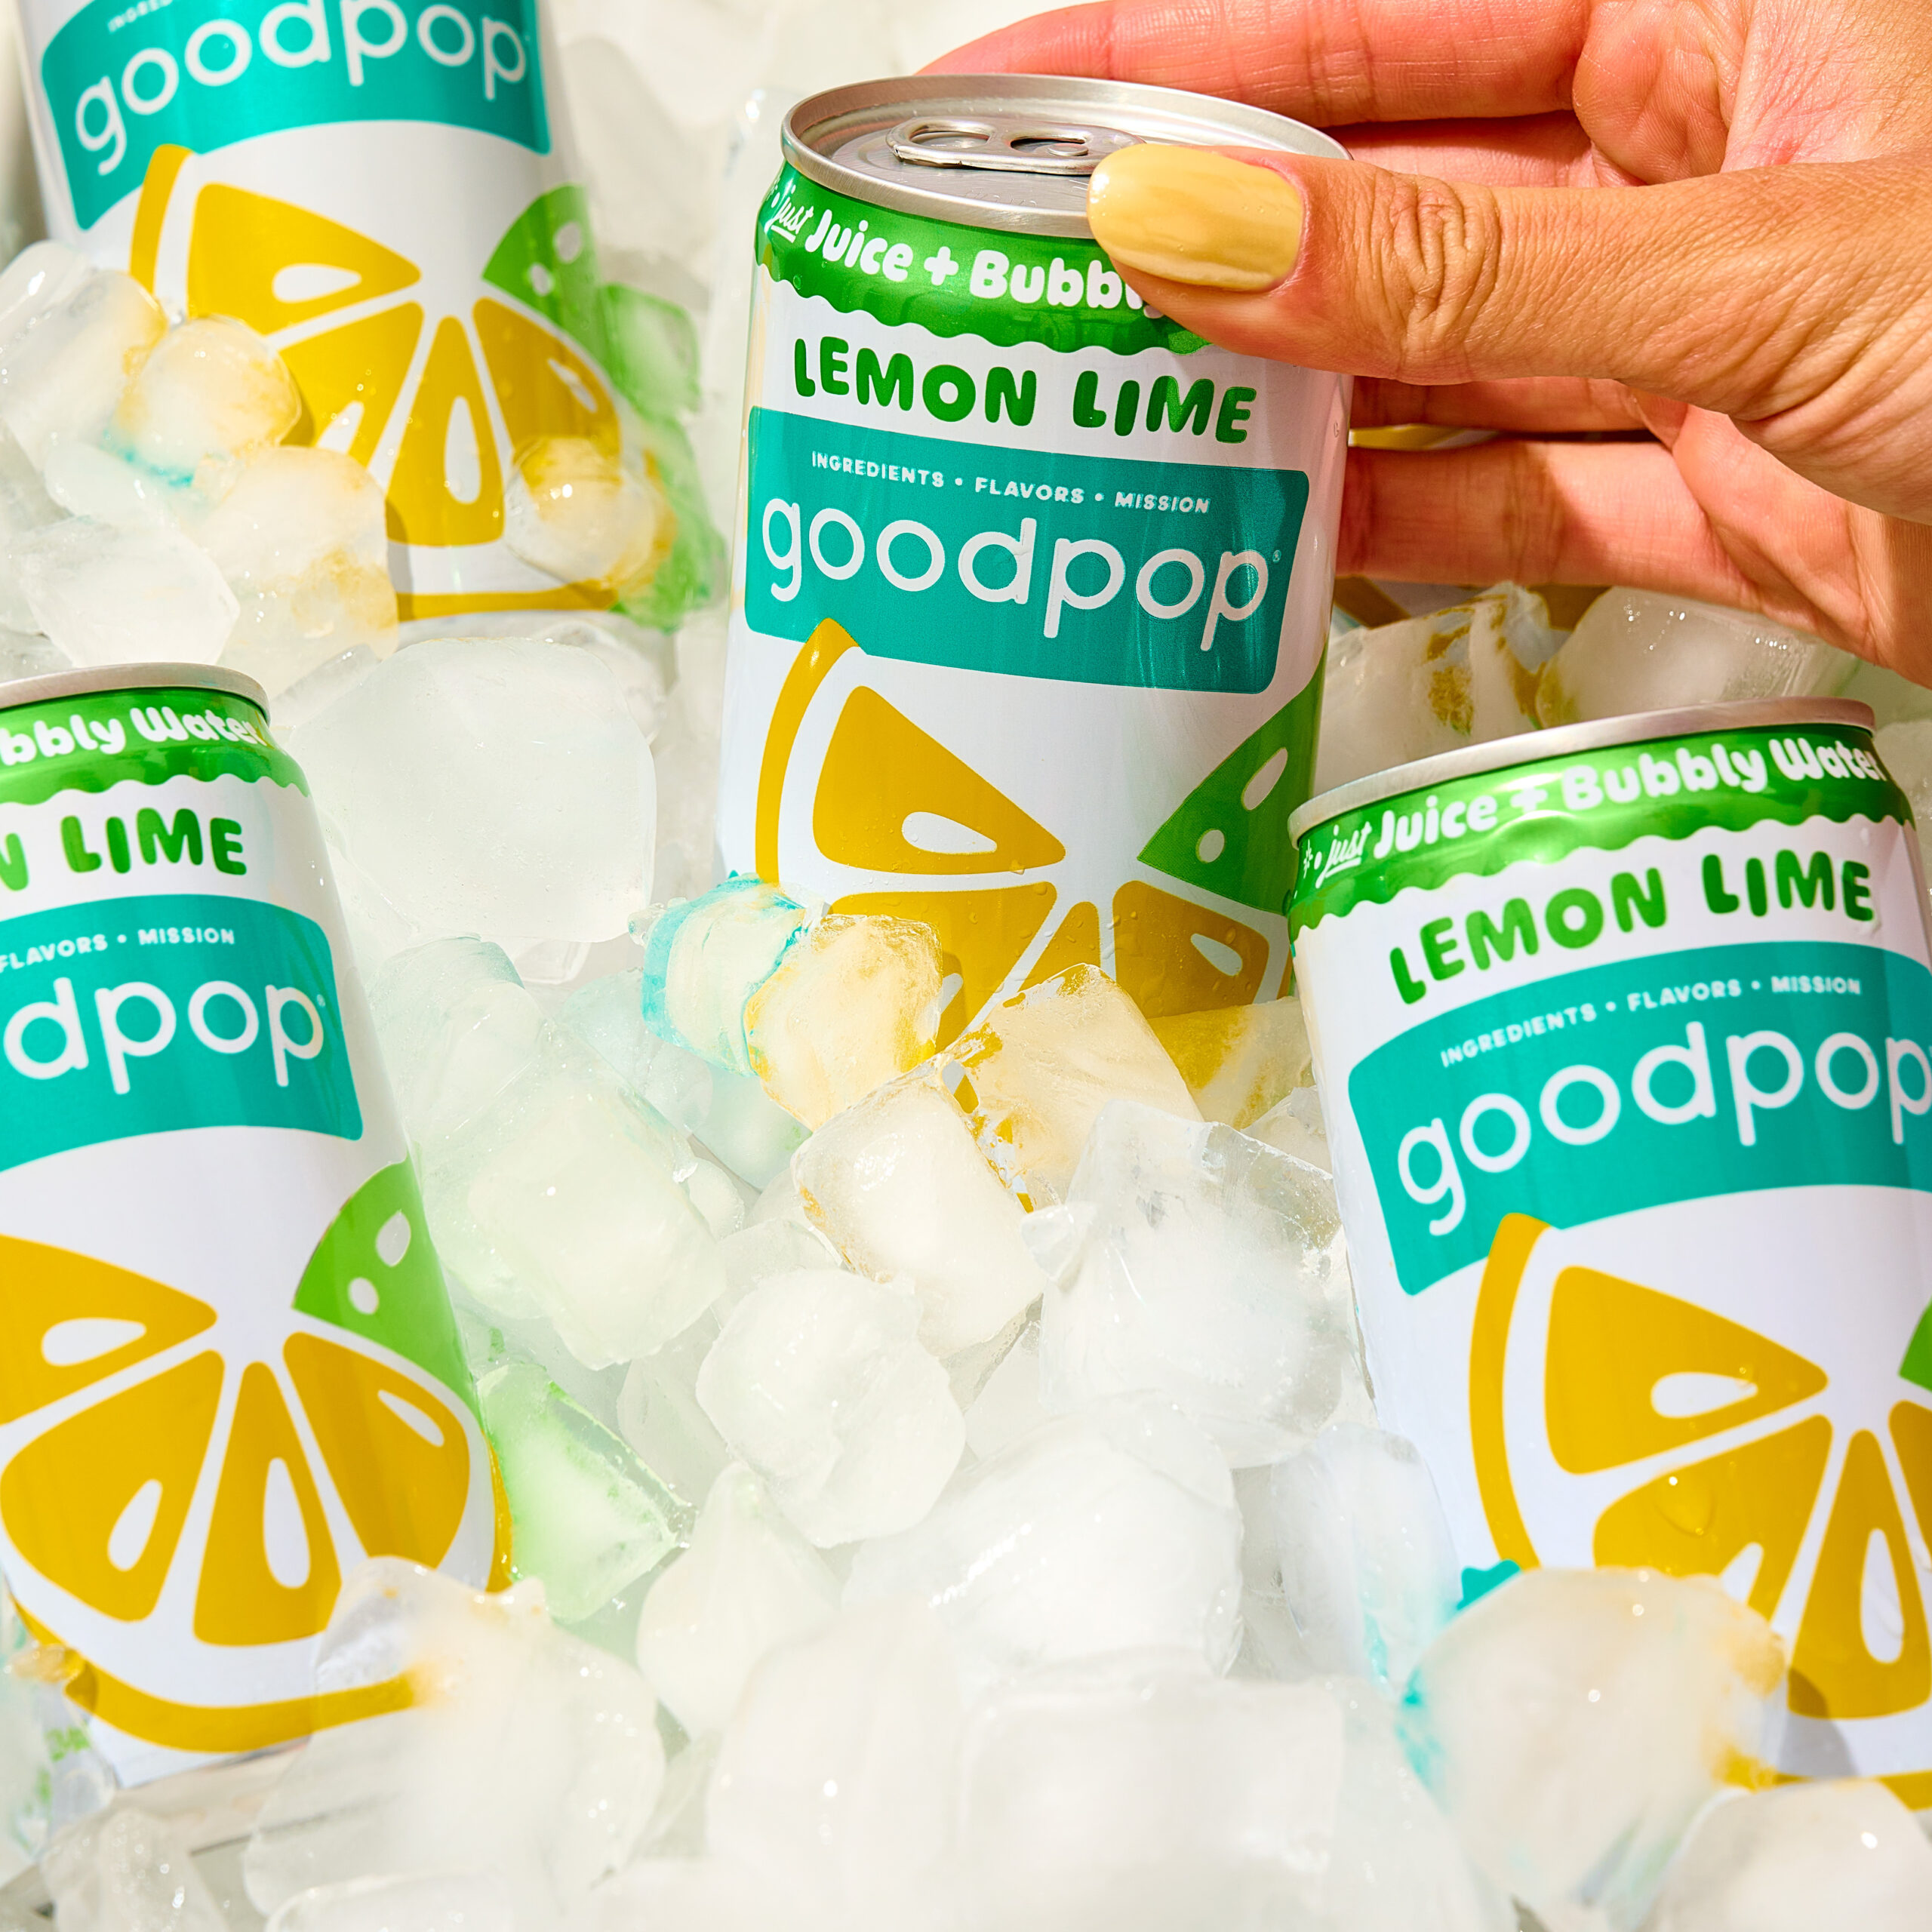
(16, 0), (697, 623)
(718, 76), (1349, 1039)
(1287, 697), (1932, 1801)
(0, 665), (500, 1789)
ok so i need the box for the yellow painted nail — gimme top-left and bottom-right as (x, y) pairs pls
(1087, 144), (1303, 292)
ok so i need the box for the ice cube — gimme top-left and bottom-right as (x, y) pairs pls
(561, 965), (713, 1134)
(953, 1652), (1344, 1932)
(42, 439), (182, 528)
(0, 243), (93, 355)
(9, 517), (238, 666)
(618, 1315), (734, 1511)
(108, 315), (300, 480)
(1322, 1681), (1513, 1932)
(635, 1462), (840, 1736)
(479, 1362), (688, 1623)
(795, 1076), (1046, 1356)
(1399, 1567), (1785, 1928)
(1031, 1101), (1361, 1463)
(0, 271), (165, 464)
(647, 613), (726, 906)
(0, 629), (69, 683)
(682, 1155), (746, 1239)
(695, 1268), (964, 1546)
(743, 913), (944, 1128)
(706, 1598), (962, 1915)
(639, 878), (811, 1075)
(1271, 1424), (1459, 1688)
(198, 447), (398, 696)
(263, 1872), (513, 1932)
(1536, 589), (1854, 725)
(1644, 1779), (1932, 1932)
(244, 1563), (663, 1927)
(503, 436), (667, 591)
(1148, 992), (1312, 1128)
(1314, 583), (1561, 792)
(289, 638), (655, 957)
(1249, 1081), (1332, 1171)
(949, 965), (1201, 1204)
(571, 1859), (806, 1932)
(372, 940), (726, 1364)
(44, 1808), (225, 1932)
(452, 1037), (727, 1364)
(845, 1397), (1242, 1692)
(698, 1068), (811, 1188)
(962, 1318), (1049, 1460)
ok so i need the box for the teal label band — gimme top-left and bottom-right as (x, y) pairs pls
(42, 0), (549, 229)
(1349, 939), (1932, 1294)
(0, 892), (361, 1168)
(745, 405), (1309, 693)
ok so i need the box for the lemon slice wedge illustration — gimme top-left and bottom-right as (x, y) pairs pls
(128, 149), (635, 620)
(754, 620), (1285, 1038)
(0, 1162), (501, 1755)
(1471, 1210), (1932, 1804)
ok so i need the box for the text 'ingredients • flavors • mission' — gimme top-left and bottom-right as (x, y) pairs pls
(0, 666), (500, 1789)
(718, 78), (1350, 1038)
(1288, 698), (1932, 1801)
(17, 0), (713, 623)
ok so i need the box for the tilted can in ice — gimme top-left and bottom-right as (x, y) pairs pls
(718, 78), (1348, 1040)
(0, 666), (502, 1789)
(1288, 697), (1932, 1800)
(15, 0), (712, 625)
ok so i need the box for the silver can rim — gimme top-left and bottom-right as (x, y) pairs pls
(1287, 696), (1881, 843)
(781, 74), (1349, 237)
(0, 662), (270, 718)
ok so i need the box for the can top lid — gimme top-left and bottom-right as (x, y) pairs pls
(1286, 697), (1881, 842)
(0, 661), (270, 718)
(783, 75), (1347, 236)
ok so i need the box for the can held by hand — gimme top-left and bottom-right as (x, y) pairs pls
(0, 665), (501, 1791)
(1287, 698), (1932, 1801)
(718, 76), (1349, 1041)
(15, 0), (706, 625)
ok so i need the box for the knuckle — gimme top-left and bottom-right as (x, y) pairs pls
(1367, 176), (1504, 377)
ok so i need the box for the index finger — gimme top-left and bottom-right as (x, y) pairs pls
(930, 0), (1592, 127)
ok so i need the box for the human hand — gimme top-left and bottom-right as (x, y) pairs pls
(934, 0), (1932, 678)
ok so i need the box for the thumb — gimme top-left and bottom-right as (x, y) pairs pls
(1085, 143), (1927, 425)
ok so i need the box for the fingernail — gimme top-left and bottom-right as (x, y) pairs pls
(1088, 145), (1303, 291)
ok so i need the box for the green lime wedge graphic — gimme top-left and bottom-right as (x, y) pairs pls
(294, 1161), (475, 1417)
(481, 184), (609, 362)
(1903, 1302), (1932, 1395)
(1136, 668), (1324, 918)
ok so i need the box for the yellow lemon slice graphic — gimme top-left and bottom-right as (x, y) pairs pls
(1471, 1211), (1932, 1805)
(0, 1163), (502, 1755)
(754, 619), (1285, 1040)
(128, 147), (637, 620)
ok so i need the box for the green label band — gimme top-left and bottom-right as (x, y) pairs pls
(0, 685), (301, 820)
(0, 891), (361, 1170)
(1349, 938), (1932, 1294)
(1291, 721), (1909, 931)
(758, 165), (1207, 356)
(42, 0), (549, 231)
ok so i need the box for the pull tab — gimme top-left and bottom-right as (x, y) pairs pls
(885, 115), (1140, 177)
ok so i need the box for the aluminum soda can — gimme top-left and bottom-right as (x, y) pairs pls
(0, 664), (502, 1791)
(1287, 697), (1932, 1801)
(718, 77), (1349, 1041)
(14, 0), (707, 624)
